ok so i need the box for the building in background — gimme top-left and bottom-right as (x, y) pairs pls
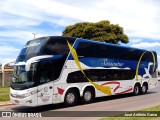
(0, 65), (13, 86)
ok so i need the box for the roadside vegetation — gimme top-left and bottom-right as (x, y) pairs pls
(100, 106), (160, 120)
(0, 86), (10, 101)
(62, 20), (129, 44)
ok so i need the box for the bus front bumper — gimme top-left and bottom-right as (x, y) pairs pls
(10, 95), (37, 106)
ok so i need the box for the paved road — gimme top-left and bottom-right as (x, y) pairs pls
(0, 81), (160, 120)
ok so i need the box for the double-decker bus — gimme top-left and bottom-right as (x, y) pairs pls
(10, 36), (158, 106)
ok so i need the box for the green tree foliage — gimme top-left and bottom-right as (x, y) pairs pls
(62, 20), (129, 44)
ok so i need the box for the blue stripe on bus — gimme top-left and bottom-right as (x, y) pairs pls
(67, 38), (155, 77)
(75, 57), (153, 76)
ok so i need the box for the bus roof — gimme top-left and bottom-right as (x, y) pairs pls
(76, 38), (156, 53)
(30, 36), (156, 53)
(30, 36), (77, 41)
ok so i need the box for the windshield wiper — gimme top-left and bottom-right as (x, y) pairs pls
(13, 74), (18, 79)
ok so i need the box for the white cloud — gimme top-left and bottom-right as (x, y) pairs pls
(0, 0), (79, 27)
(0, 0), (160, 41)
(127, 32), (160, 40)
(0, 46), (19, 65)
(130, 39), (142, 44)
(0, 30), (62, 45)
(0, 46), (20, 65)
(0, 31), (33, 43)
(0, 46), (20, 57)
(131, 42), (160, 49)
(0, 58), (16, 65)
(0, 0), (160, 67)
(1, 0), (160, 33)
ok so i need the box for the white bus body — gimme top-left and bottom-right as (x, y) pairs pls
(10, 36), (159, 106)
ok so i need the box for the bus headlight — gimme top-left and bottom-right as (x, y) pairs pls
(22, 90), (37, 98)
(22, 93), (31, 98)
(11, 90), (37, 99)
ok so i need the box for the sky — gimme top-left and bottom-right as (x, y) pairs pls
(0, 0), (160, 69)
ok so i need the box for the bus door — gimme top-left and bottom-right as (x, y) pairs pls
(37, 61), (53, 106)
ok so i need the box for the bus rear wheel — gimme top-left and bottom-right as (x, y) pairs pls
(133, 84), (141, 95)
(81, 88), (94, 104)
(141, 84), (147, 94)
(64, 89), (77, 107)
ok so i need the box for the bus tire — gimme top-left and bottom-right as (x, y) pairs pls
(81, 88), (94, 104)
(141, 83), (148, 94)
(64, 89), (77, 107)
(133, 84), (141, 95)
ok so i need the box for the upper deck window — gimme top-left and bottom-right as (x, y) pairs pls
(76, 42), (157, 62)
(16, 37), (76, 62)
(16, 38), (47, 62)
(41, 37), (75, 56)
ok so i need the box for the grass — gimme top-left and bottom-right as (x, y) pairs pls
(99, 106), (160, 120)
(0, 86), (10, 102)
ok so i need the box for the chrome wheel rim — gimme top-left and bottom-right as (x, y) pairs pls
(135, 86), (139, 94)
(66, 93), (75, 104)
(84, 91), (92, 101)
(142, 85), (146, 93)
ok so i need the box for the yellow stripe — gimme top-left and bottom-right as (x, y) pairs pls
(149, 51), (156, 72)
(67, 41), (112, 95)
(136, 51), (156, 81)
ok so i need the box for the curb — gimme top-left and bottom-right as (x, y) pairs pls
(0, 101), (15, 107)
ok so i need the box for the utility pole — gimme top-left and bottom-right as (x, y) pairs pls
(32, 33), (37, 39)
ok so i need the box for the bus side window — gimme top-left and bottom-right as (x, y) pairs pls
(40, 71), (51, 84)
(39, 61), (52, 84)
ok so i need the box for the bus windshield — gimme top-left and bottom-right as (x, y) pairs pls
(11, 63), (37, 90)
(16, 37), (76, 62)
(16, 38), (47, 62)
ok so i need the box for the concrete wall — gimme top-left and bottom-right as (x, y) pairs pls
(0, 72), (13, 86)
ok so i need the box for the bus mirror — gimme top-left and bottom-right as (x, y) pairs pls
(25, 55), (53, 71)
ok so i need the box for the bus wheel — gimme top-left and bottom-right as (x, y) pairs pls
(141, 84), (147, 94)
(81, 88), (94, 104)
(133, 84), (140, 95)
(64, 89), (77, 107)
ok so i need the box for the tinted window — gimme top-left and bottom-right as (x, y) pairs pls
(39, 61), (53, 84)
(38, 57), (66, 84)
(41, 37), (75, 56)
(76, 42), (97, 57)
(16, 38), (47, 62)
(76, 42), (156, 62)
(141, 51), (156, 62)
(67, 69), (135, 83)
(11, 63), (37, 90)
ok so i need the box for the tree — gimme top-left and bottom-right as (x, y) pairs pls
(62, 20), (129, 44)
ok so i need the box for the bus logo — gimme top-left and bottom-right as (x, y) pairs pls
(102, 59), (124, 67)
